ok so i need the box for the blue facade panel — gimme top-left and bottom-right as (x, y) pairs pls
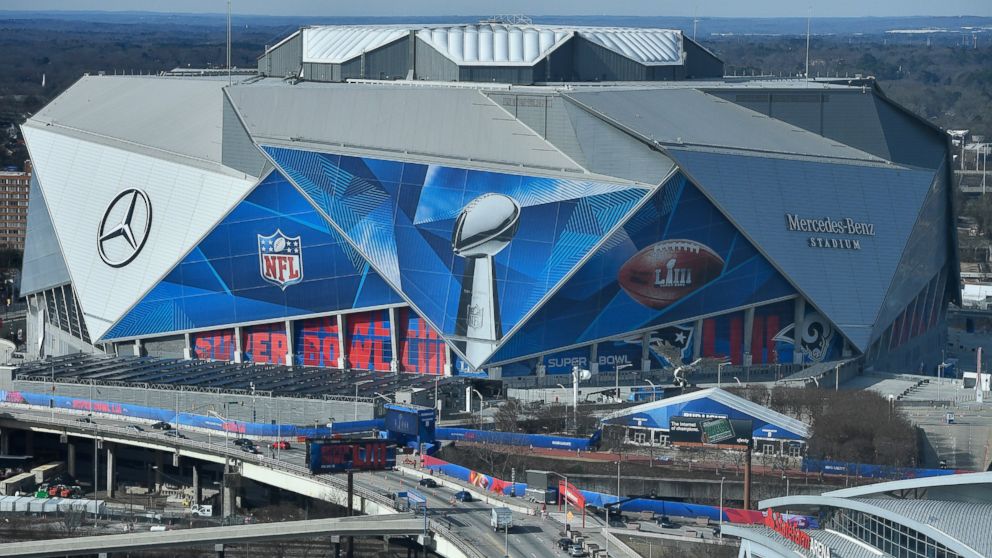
(490, 173), (795, 364)
(669, 149), (937, 351)
(104, 172), (403, 339)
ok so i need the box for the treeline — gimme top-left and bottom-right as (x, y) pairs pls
(727, 385), (918, 467)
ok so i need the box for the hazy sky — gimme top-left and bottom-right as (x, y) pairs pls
(3, 0), (991, 17)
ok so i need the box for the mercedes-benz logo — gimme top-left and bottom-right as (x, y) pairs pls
(98, 189), (152, 268)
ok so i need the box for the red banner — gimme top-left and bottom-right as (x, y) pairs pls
(558, 480), (586, 508)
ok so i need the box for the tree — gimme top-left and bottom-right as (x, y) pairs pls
(57, 504), (86, 536)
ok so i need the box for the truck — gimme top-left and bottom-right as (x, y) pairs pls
(491, 507), (513, 532)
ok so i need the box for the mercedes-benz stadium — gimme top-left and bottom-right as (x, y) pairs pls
(18, 23), (958, 378)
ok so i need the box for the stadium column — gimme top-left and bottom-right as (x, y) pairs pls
(388, 307), (400, 372)
(589, 343), (599, 374)
(133, 338), (142, 357)
(641, 332), (652, 372)
(743, 307), (755, 366)
(693, 319), (704, 360)
(233, 326), (243, 363)
(336, 314), (348, 369)
(67, 441), (76, 477)
(105, 443), (115, 498)
(284, 320), (295, 366)
(536, 357), (546, 378)
(792, 299), (806, 365)
(183, 332), (193, 360)
(443, 344), (453, 376)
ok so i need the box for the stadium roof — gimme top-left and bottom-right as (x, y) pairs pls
(416, 25), (572, 66)
(601, 387), (811, 439)
(722, 525), (882, 558)
(302, 26), (409, 64)
(824, 471), (992, 499)
(759, 494), (992, 558)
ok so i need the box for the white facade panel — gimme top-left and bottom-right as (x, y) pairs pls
(302, 26), (408, 64)
(416, 25), (571, 66)
(22, 125), (255, 341)
(579, 28), (684, 66)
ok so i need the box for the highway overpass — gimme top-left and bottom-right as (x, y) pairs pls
(0, 515), (423, 557)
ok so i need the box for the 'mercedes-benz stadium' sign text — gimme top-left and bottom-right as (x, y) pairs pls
(786, 213), (875, 250)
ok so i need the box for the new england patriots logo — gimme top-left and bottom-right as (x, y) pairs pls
(258, 230), (303, 290)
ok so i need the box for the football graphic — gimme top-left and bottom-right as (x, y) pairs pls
(618, 239), (724, 309)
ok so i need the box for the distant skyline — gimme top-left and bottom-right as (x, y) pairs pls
(2, 0), (991, 18)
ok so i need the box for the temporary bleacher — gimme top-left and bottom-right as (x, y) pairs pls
(15, 354), (450, 399)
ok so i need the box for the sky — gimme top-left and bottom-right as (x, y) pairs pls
(2, 0), (991, 18)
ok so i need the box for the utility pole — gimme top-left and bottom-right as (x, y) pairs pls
(805, 7), (812, 82)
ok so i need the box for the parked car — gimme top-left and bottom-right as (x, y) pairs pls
(163, 430), (187, 439)
(232, 438), (252, 447)
(270, 441), (291, 450)
(568, 545), (588, 557)
(151, 421), (172, 430)
(657, 516), (678, 529)
(453, 490), (472, 502)
(418, 478), (438, 488)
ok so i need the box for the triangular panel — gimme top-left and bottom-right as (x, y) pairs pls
(668, 149), (936, 351)
(264, 146), (652, 368)
(104, 171), (403, 339)
(490, 173), (796, 365)
(20, 175), (71, 296)
(22, 125), (256, 340)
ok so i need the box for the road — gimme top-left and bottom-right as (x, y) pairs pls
(0, 405), (608, 558)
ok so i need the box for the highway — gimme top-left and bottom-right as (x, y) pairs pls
(0, 404), (609, 558)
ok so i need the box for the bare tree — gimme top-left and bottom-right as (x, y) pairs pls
(57, 505), (86, 536)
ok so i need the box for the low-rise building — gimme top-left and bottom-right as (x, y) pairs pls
(0, 160), (30, 251)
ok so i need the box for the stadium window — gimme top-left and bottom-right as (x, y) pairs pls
(761, 443), (775, 454)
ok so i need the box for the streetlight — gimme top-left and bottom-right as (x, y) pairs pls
(937, 361), (949, 403)
(644, 379), (657, 402)
(717, 362), (730, 387)
(614, 363), (632, 402)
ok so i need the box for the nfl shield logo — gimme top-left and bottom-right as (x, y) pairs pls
(258, 230), (303, 290)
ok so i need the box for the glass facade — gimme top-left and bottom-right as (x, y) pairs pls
(829, 508), (962, 558)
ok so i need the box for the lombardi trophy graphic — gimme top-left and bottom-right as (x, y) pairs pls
(451, 193), (521, 367)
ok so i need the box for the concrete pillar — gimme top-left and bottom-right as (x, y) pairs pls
(67, 442), (77, 478)
(443, 344), (453, 376)
(589, 343), (599, 375)
(693, 319), (704, 360)
(0, 429), (9, 455)
(336, 314), (348, 369)
(389, 307), (400, 372)
(793, 298), (806, 364)
(105, 443), (115, 499)
(743, 306), (755, 366)
(183, 332), (193, 360)
(192, 464), (201, 505)
(154, 452), (163, 493)
(233, 326), (243, 363)
(284, 320), (295, 366)
(133, 339), (142, 357)
(641, 332), (652, 372)
(215, 543), (225, 558)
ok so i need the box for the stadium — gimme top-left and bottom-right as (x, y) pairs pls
(18, 22), (957, 380)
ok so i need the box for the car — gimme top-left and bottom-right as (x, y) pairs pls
(557, 538), (573, 550)
(241, 444), (260, 454)
(453, 490), (472, 502)
(75, 417), (94, 424)
(270, 441), (291, 450)
(163, 430), (187, 439)
(418, 478), (439, 488)
(232, 438), (252, 447)
(568, 545), (588, 557)
(150, 421), (172, 430)
(126, 425), (144, 432)
(657, 518), (679, 529)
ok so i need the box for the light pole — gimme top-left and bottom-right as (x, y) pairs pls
(614, 363), (632, 402)
(470, 389), (484, 425)
(717, 362), (729, 387)
(644, 379), (657, 402)
(571, 366), (591, 434)
(719, 476), (725, 538)
(555, 384), (568, 430)
(937, 362), (948, 403)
